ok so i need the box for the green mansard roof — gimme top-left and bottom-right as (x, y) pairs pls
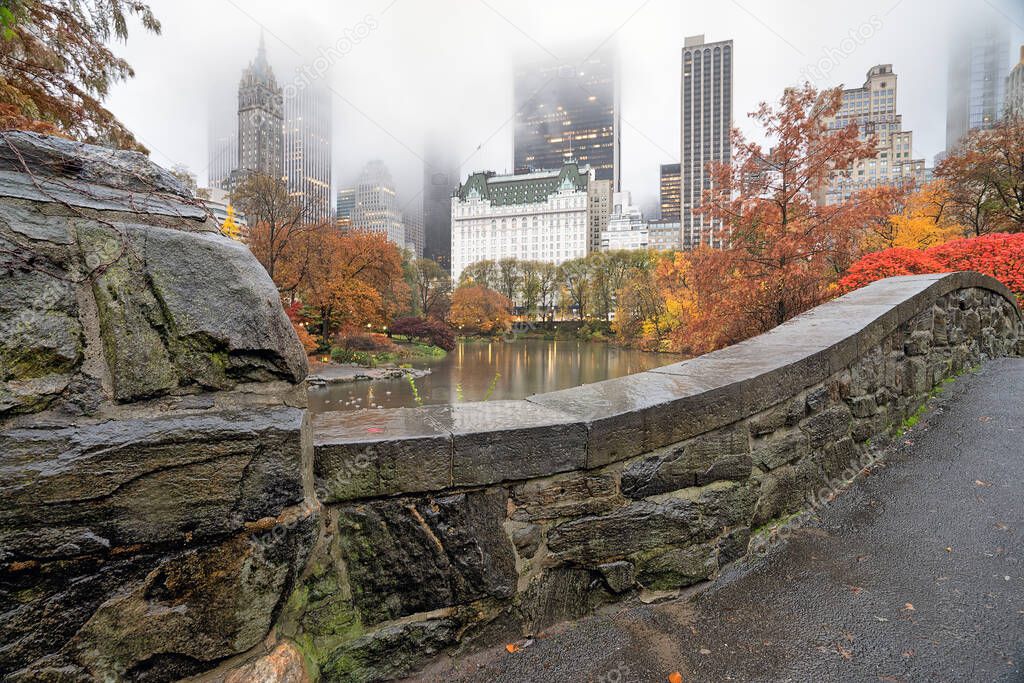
(456, 163), (591, 206)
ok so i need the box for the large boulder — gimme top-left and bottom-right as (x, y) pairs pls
(0, 132), (315, 681)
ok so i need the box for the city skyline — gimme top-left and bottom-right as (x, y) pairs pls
(110, 0), (1023, 218)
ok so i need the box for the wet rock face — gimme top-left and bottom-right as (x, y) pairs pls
(0, 133), (314, 680)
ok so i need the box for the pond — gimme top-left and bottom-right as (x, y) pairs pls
(308, 338), (680, 413)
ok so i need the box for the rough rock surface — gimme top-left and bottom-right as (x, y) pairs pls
(0, 132), (314, 681)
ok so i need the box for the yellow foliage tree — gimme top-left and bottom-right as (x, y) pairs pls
(861, 181), (964, 252)
(221, 203), (242, 241)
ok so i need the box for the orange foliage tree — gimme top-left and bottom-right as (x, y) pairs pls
(936, 116), (1024, 235)
(670, 84), (881, 354)
(449, 286), (513, 336)
(838, 233), (1024, 297)
(295, 228), (408, 342)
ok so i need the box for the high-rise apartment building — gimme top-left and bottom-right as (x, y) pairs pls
(1008, 46), (1024, 119)
(237, 34), (283, 181)
(450, 163), (592, 283)
(404, 209), (425, 257)
(587, 178), (613, 253)
(336, 188), (355, 229)
(659, 163), (681, 221)
(681, 35), (733, 250)
(647, 220), (682, 252)
(284, 85), (332, 222)
(946, 21), (1010, 150)
(514, 51), (620, 189)
(824, 65), (927, 205)
(422, 137), (460, 270)
(207, 119), (236, 190)
(352, 161), (405, 246)
(600, 191), (648, 251)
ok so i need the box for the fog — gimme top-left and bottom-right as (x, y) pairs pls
(106, 0), (1024, 216)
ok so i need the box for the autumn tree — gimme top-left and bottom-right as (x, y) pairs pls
(408, 257), (451, 320)
(859, 181), (962, 251)
(937, 116), (1024, 235)
(536, 262), (560, 323)
(497, 257), (521, 309)
(449, 286), (512, 335)
(590, 250), (653, 321)
(0, 0), (160, 151)
(297, 228), (407, 342)
(459, 259), (498, 290)
(613, 257), (669, 350)
(559, 257), (592, 320)
(232, 172), (308, 288)
(682, 84), (879, 352)
(520, 260), (543, 318)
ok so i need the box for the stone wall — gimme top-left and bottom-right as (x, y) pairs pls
(293, 273), (1022, 681)
(0, 133), (316, 681)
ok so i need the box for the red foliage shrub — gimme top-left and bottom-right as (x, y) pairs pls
(927, 233), (1024, 296)
(839, 233), (1024, 297)
(335, 330), (395, 352)
(837, 248), (946, 293)
(390, 316), (456, 352)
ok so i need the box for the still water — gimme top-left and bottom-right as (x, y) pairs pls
(308, 339), (679, 413)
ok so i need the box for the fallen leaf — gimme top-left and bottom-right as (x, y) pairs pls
(848, 585), (864, 595)
(996, 522), (1010, 531)
(836, 643), (854, 660)
(699, 647), (711, 655)
(975, 480), (992, 487)
(945, 547), (952, 553)
(903, 603), (915, 611)
(505, 643), (520, 654)
(902, 649), (915, 658)
(668, 672), (684, 683)
(874, 616), (889, 622)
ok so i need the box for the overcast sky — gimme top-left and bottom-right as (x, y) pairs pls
(106, 0), (1024, 216)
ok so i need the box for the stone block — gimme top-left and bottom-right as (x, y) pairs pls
(335, 489), (516, 625)
(800, 404), (852, 449)
(443, 401), (587, 486)
(547, 499), (703, 566)
(511, 471), (620, 522)
(597, 561), (636, 593)
(635, 542), (717, 590)
(621, 423), (749, 498)
(752, 429), (809, 471)
(313, 408), (451, 502)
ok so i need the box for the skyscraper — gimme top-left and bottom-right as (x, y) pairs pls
(207, 119), (236, 190)
(422, 137), (460, 270)
(284, 84), (332, 222)
(945, 21), (1010, 151)
(352, 161), (404, 246)
(514, 50), (620, 189)
(680, 35), (733, 250)
(237, 33), (283, 180)
(336, 187), (355, 229)
(824, 65), (927, 204)
(659, 163), (681, 221)
(587, 178), (613, 253)
(1008, 46), (1024, 119)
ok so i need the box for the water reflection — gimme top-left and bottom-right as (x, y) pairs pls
(308, 339), (679, 414)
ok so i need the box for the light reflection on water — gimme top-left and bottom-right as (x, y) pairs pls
(308, 338), (679, 414)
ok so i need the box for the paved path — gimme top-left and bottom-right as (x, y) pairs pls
(420, 357), (1024, 683)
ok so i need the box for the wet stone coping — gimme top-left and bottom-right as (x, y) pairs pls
(313, 272), (1022, 503)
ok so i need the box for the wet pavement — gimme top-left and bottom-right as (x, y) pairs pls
(419, 357), (1024, 683)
